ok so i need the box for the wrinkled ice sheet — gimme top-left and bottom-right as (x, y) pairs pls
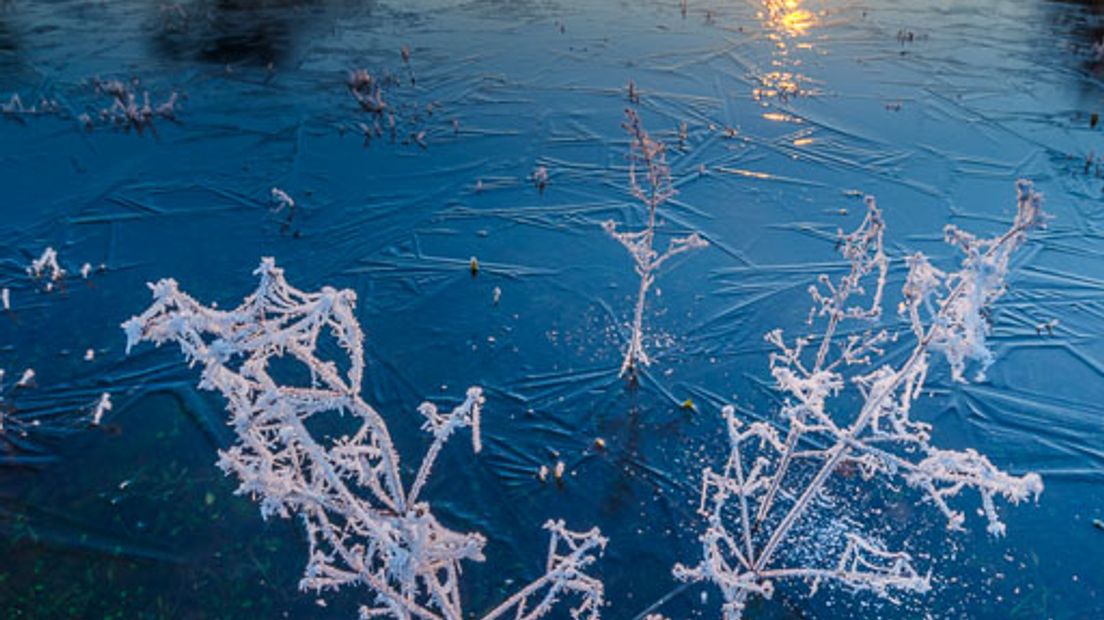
(0, 0), (1101, 618)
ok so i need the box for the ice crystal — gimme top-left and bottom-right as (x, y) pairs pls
(604, 108), (707, 377)
(122, 258), (606, 620)
(675, 181), (1048, 618)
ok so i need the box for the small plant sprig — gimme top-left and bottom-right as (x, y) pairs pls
(122, 259), (606, 620)
(675, 181), (1048, 619)
(604, 108), (707, 378)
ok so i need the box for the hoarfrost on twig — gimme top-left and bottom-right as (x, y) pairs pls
(604, 108), (707, 378)
(675, 181), (1048, 619)
(122, 258), (606, 620)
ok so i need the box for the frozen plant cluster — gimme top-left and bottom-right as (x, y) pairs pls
(27, 247), (64, 292)
(604, 108), (707, 378)
(122, 259), (606, 620)
(675, 181), (1048, 619)
(2, 94), (60, 119)
(346, 67), (429, 148)
(87, 77), (179, 133)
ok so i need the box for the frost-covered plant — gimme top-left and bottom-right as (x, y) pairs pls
(349, 69), (389, 115)
(26, 247), (65, 292)
(90, 392), (113, 426)
(270, 187), (299, 233)
(0, 369), (34, 437)
(27, 247), (64, 282)
(604, 108), (707, 377)
(675, 181), (1048, 619)
(2, 93), (60, 120)
(90, 77), (179, 133)
(346, 68), (430, 148)
(122, 259), (606, 620)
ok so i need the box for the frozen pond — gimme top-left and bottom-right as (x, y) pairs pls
(1, 0), (1102, 618)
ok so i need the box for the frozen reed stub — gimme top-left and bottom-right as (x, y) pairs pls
(90, 392), (112, 426)
(122, 258), (607, 620)
(15, 368), (35, 389)
(675, 181), (1048, 619)
(532, 166), (549, 195)
(604, 108), (707, 378)
(400, 46), (416, 85)
(270, 187), (295, 211)
(269, 188), (300, 233)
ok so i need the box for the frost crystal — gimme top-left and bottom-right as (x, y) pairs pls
(675, 182), (1047, 618)
(122, 258), (606, 620)
(604, 108), (707, 378)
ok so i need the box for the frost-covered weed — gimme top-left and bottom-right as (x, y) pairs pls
(676, 181), (1048, 618)
(604, 108), (707, 377)
(122, 259), (606, 620)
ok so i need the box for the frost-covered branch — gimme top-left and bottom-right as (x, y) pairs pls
(677, 181), (1048, 618)
(122, 258), (606, 620)
(479, 520), (607, 620)
(603, 108), (707, 378)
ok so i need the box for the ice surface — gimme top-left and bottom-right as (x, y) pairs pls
(1, 0), (1102, 618)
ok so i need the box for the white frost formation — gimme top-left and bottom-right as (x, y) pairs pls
(122, 258), (606, 620)
(604, 108), (707, 378)
(675, 181), (1048, 619)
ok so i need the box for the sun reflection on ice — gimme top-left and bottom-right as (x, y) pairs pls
(753, 0), (823, 101)
(775, 0), (816, 36)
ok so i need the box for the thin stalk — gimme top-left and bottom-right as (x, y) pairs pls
(752, 223), (1026, 573)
